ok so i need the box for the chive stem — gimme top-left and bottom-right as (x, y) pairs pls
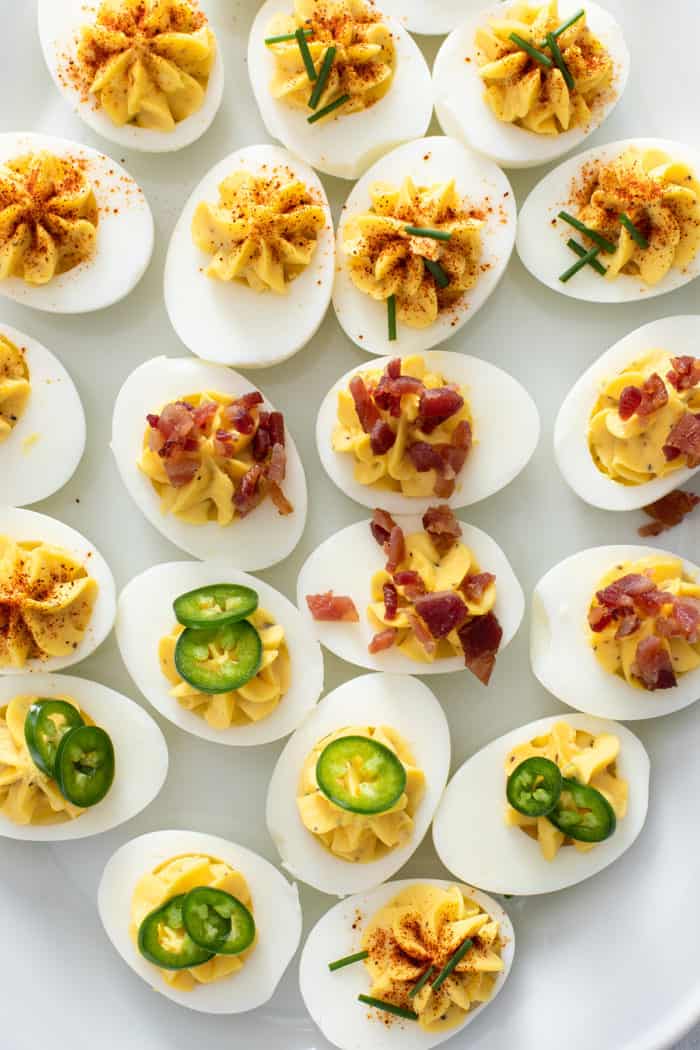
(559, 245), (601, 283)
(308, 46), (336, 109)
(296, 26), (317, 81)
(567, 237), (607, 275)
(558, 211), (616, 253)
(423, 257), (450, 290)
(618, 212), (649, 249)
(542, 7), (585, 46)
(509, 32), (553, 68)
(307, 93), (349, 123)
(265, 28), (312, 44)
(387, 294), (397, 341)
(404, 225), (452, 242)
(431, 938), (473, 992)
(408, 964), (435, 998)
(358, 995), (418, 1020)
(328, 949), (369, 972)
(547, 31), (574, 90)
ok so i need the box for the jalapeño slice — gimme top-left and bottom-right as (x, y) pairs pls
(182, 887), (256, 955)
(546, 778), (616, 843)
(316, 735), (406, 815)
(138, 894), (214, 970)
(506, 756), (562, 817)
(24, 699), (85, 777)
(174, 621), (262, 694)
(173, 583), (258, 629)
(55, 725), (115, 807)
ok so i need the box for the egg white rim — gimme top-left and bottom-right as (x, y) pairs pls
(97, 829), (303, 1014)
(531, 544), (700, 719)
(265, 673), (451, 896)
(377, 0), (486, 36)
(110, 355), (308, 568)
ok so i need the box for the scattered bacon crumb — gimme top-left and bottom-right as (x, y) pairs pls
(370, 508), (397, 546)
(393, 570), (426, 600)
(457, 611), (503, 685)
(422, 504), (462, 554)
(413, 590), (468, 638)
(416, 387), (464, 434)
(383, 582), (398, 620)
(368, 628), (398, 653)
(638, 489), (700, 537)
(656, 598), (700, 643)
(385, 525), (405, 574)
(632, 635), (677, 690)
(408, 612), (437, 656)
(268, 481), (293, 516)
(667, 356), (700, 392)
(461, 572), (495, 602)
(306, 592), (359, 622)
(662, 413), (700, 466)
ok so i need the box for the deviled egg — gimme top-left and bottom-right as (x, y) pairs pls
(434, 1), (629, 169)
(433, 712), (649, 895)
(517, 138), (700, 301)
(0, 132), (153, 313)
(532, 545), (700, 719)
(0, 507), (115, 673)
(300, 879), (514, 1049)
(317, 351), (539, 512)
(0, 672), (167, 841)
(164, 143), (334, 368)
(0, 324), (85, 506)
(266, 673), (450, 896)
(117, 560), (323, 746)
(299, 505), (523, 680)
(111, 356), (307, 567)
(333, 136), (516, 356)
(98, 829), (302, 1013)
(555, 314), (700, 511)
(38, 0), (224, 153)
(248, 0), (433, 180)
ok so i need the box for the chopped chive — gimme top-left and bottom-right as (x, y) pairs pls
(423, 257), (450, 290)
(509, 32), (553, 68)
(559, 245), (601, 282)
(567, 237), (607, 275)
(328, 949), (369, 972)
(296, 26), (317, 81)
(265, 28), (312, 44)
(431, 938), (473, 992)
(408, 964), (435, 998)
(308, 46), (336, 109)
(618, 212), (649, 249)
(558, 211), (616, 253)
(544, 7), (585, 45)
(358, 995), (418, 1021)
(546, 31), (574, 90)
(387, 294), (397, 341)
(404, 225), (452, 241)
(307, 93), (350, 123)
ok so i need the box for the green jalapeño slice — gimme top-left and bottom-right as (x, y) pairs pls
(174, 621), (262, 694)
(138, 894), (214, 970)
(24, 699), (85, 777)
(55, 725), (115, 807)
(316, 735), (407, 815)
(506, 756), (563, 817)
(173, 583), (259, 629)
(182, 887), (256, 955)
(546, 778), (616, 843)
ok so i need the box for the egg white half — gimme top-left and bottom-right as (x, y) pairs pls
(531, 545), (700, 719)
(110, 356), (308, 567)
(164, 143), (334, 368)
(116, 560), (324, 746)
(37, 0), (225, 153)
(0, 323), (85, 506)
(333, 136), (516, 356)
(266, 673), (450, 896)
(0, 132), (153, 313)
(378, 0), (486, 36)
(555, 314), (700, 511)
(297, 515), (524, 674)
(248, 0), (433, 180)
(299, 878), (515, 1050)
(98, 829), (302, 1014)
(0, 507), (116, 674)
(433, 712), (649, 896)
(517, 138), (700, 302)
(0, 672), (168, 842)
(316, 350), (540, 513)
(433, 0), (629, 169)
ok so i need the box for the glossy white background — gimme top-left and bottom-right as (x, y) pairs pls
(0, 2), (698, 1049)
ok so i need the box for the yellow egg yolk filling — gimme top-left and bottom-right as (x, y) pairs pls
(0, 334), (30, 442)
(297, 725), (425, 862)
(361, 883), (504, 1031)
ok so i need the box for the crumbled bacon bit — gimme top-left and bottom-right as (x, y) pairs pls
(618, 385), (642, 421)
(413, 590), (468, 638)
(416, 387), (464, 434)
(233, 463), (264, 517)
(663, 413), (700, 465)
(373, 364), (423, 417)
(268, 481), (293, 516)
(632, 635), (677, 690)
(667, 356), (700, 392)
(158, 402), (195, 441)
(385, 525), (405, 574)
(461, 572), (495, 602)
(252, 426), (271, 461)
(267, 443), (286, 484)
(655, 598), (700, 643)
(588, 605), (613, 632)
(638, 489), (700, 537)
(370, 420), (396, 455)
(637, 374), (668, 416)
(596, 573), (656, 609)
(192, 401), (218, 430)
(457, 611), (503, 685)
(386, 358), (401, 380)
(370, 508), (397, 547)
(614, 613), (640, 639)
(163, 455), (199, 488)
(393, 570), (426, 600)
(350, 375), (379, 433)
(422, 504), (462, 554)
(213, 429), (235, 457)
(368, 628), (398, 653)
(306, 592), (359, 622)
(383, 582), (398, 620)
(408, 612), (437, 656)
(146, 413), (160, 428)
(407, 442), (444, 473)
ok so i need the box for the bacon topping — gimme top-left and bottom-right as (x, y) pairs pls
(370, 508), (397, 547)
(306, 592), (360, 622)
(192, 400), (218, 430)
(368, 628), (398, 653)
(267, 443), (286, 484)
(422, 504), (462, 554)
(393, 570), (426, 600)
(213, 429), (235, 458)
(632, 635), (677, 690)
(413, 591), (468, 638)
(596, 573), (656, 609)
(614, 613), (640, 639)
(663, 412), (700, 465)
(588, 605), (613, 632)
(638, 489), (700, 537)
(349, 375), (379, 433)
(655, 597), (700, 643)
(461, 572), (495, 603)
(667, 356), (700, 392)
(370, 420), (396, 455)
(457, 611), (503, 685)
(385, 525), (405, 574)
(408, 612), (437, 656)
(233, 463), (264, 517)
(163, 455), (199, 488)
(407, 442), (444, 473)
(618, 385), (642, 421)
(373, 371), (424, 417)
(416, 387), (464, 434)
(268, 481), (293, 516)
(383, 582), (398, 620)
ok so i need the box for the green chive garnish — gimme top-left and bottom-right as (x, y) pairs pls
(547, 31), (574, 90)
(307, 93), (350, 123)
(308, 46), (336, 109)
(358, 995), (418, 1021)
(408, 965), (435, 998)
(328, 950), (369, 972)
(618, 212), (649, 249)
(404, 226), (452, 241)
(296, 26), (317, 81)
(542, 7), (585, 46)
(387, 294), (397, 341)
(509, 32), (553, 68)
(265, 28), (312, 45)
(567, 237), (607, 275)
(559, 245), (601, 282)
(423, 257), (450, 289)
(558, 211), (616, 253)
(431, 938), (474, 992)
